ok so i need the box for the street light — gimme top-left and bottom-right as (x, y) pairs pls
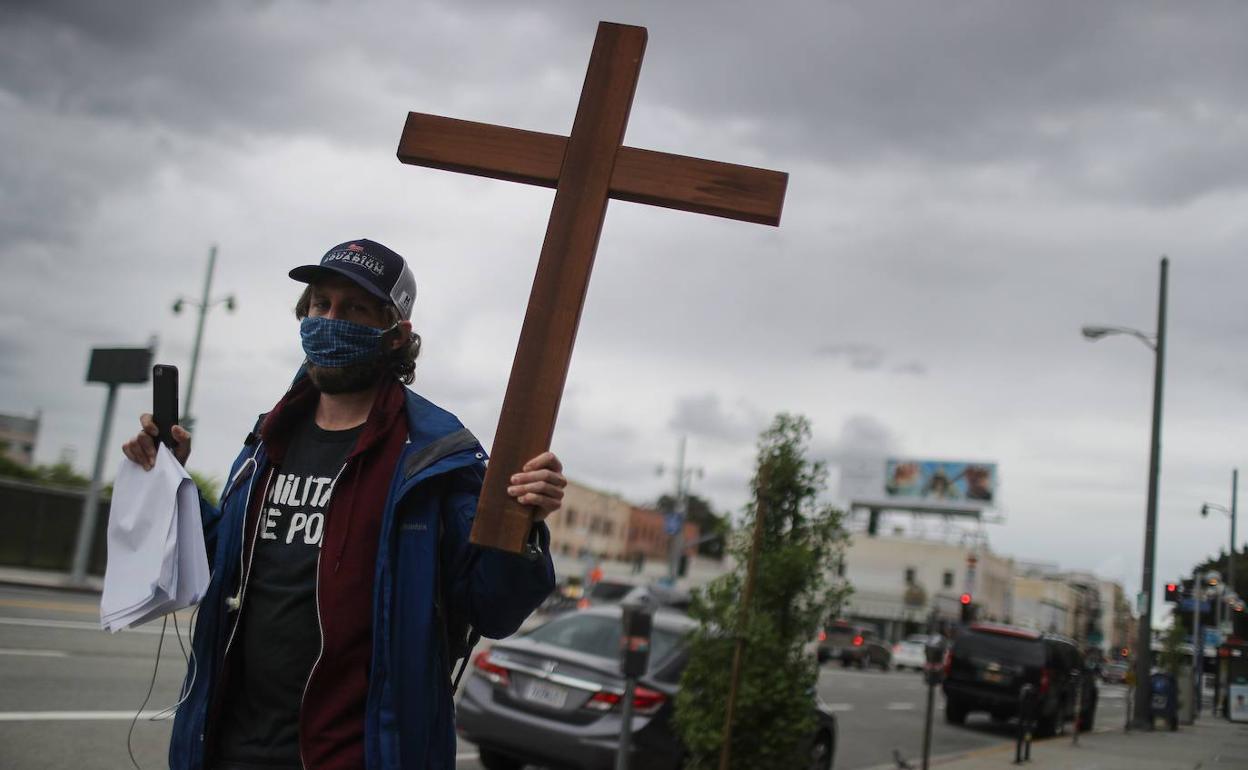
(1201, 470), (1238, 602)
(1081, 256), (1168, 730)
(172, 244), (236, 434)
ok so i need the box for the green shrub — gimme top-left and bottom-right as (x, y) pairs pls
(674, 414), (850, 769)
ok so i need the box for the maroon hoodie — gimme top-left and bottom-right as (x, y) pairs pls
(212, 377), (409, 769)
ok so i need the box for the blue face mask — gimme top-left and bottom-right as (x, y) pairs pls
(300, 316), (396, 368)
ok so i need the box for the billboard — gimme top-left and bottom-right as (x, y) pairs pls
(839, 456), (998, 514)
(884, 459), (997, 505)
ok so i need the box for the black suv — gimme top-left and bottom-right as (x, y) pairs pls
(941, 623), (1097, 736)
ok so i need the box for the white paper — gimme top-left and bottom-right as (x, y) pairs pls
(100, 444), (210, 632)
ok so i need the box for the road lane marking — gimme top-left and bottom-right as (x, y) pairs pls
(0, 648), (69, 657)
(823, 703), (853, 712)
(0, 616), (165, 635)
(0, 710), (167, 721)
(0, 598), (99, 614)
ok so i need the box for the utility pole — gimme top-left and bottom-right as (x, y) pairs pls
(173, 244), (235, 434)
(660, 436), (700, 583)
(1231, 469), (1238, 600)
(1132, 256), (1168, 729)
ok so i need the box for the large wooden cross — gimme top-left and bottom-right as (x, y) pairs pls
(397, 21), (788, 553)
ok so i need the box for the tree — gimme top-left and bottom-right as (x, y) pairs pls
(673, 414), (850, 769)
(188, 470), (222, 506)
(1158, 618), (1186, 677)
(655, 492), (730, 559)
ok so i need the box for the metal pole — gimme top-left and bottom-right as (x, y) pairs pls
(1132, 256), (1168, 728)
(667, 435), (687, 583)
(1231, 469), (1238, 599)
(183, 244), (217, 434)
(921, 676), (936, 770)
(615, 675), (636, 770)
(1192, 569), (1202, 722)
(718, 464), (769, 770)
(70, 383), (119, 584)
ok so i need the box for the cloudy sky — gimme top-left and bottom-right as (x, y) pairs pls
(3, 0), (1247, 614)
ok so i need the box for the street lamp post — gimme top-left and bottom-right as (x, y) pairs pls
(1202, 468), (1239, 608)
(1081, 255), (1168, 730)
(172, 244), (236, 434)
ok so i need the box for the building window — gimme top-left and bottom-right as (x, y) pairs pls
(566, 508), (577, 526)
(942, 570), (954, 588)
(904, 567), (916, 585)
(604, 521), (614, 537)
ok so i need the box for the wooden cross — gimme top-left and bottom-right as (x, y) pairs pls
(397, 21), (788, 553)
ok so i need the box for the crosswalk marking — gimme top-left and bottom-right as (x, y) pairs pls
(886, 702), (916, 710)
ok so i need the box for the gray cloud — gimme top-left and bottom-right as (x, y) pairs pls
(3, 0), (1247, 610)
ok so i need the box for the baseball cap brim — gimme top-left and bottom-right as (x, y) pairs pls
(289, 264), (393, 305)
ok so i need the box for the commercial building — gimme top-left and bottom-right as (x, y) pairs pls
(0, 411), (39, 467)
(840, 532), (1015, 642)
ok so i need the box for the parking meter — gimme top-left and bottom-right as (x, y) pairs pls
(924, 638), (948, 686)
(920, 638), (948, 770)
(620, 601), (654, 678)
(616, 601), (654, 770)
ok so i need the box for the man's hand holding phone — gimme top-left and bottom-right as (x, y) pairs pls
(122, 364), (190, 470)
(122, 415), (192, 470)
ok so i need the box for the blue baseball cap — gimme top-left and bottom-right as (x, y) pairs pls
(289, 239), (417, 320)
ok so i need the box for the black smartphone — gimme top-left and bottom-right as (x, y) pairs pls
(152, 364), (180, 449)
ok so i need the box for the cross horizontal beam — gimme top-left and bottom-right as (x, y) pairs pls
(398, 112), (788, 226)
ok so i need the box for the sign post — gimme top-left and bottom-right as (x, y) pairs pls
(70, 347), (153, 584)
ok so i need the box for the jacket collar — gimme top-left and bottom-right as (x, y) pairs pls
(259, 374), (408, 464)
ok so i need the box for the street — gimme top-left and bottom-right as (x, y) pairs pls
(0, 583), (1127, 769)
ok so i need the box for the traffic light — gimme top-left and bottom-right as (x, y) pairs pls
(959, 593), (975, 624)
(1164, 582), (1181, 603)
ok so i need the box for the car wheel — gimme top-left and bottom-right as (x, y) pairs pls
(945, 700), (968, 725)
(881, 660), (891, 672)
(478, 747), (525, 770)
(808, 729), (834, 770)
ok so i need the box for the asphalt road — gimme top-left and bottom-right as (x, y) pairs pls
(0, 583), (1126, 770)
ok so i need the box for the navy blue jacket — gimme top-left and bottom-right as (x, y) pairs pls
(168, 388), (556, 768)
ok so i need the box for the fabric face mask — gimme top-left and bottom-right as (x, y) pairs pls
(300, 316), (396, 368)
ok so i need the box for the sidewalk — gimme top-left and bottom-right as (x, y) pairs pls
(0, 566), (102, 592)
(927, 718), (1248, 770)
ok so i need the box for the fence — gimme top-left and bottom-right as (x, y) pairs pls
(0, 477), (109, 575)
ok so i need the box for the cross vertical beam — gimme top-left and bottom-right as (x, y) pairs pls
(470, 23), (647, 551)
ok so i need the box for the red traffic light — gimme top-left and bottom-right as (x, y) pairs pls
(1166, 583), (1177, 592)
(959, 593), (972, 605)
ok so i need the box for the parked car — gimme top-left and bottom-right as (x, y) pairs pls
(818, 621), (892, 670)
(892, 635), (933, 671)
(941, 623), (1098, 736)
(457, 605), (838, 770)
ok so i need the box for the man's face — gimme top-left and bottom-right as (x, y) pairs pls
(307, 277), (389, 328)
(304, 277), (392, 394)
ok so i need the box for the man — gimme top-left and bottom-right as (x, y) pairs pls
(122, 239), (563, 769)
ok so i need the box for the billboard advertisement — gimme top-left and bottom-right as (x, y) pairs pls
(884, 459), (997, 505)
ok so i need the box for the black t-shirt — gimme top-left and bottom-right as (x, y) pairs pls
(216, 417), (363, 767)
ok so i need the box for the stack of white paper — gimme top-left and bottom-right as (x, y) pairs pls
(100, 444), (210, 632)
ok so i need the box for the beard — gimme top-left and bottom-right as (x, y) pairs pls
(306, 356), (388, 394)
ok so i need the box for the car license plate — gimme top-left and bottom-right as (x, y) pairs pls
(982, 671), (1005, 684)
(524, 680), (569, 709)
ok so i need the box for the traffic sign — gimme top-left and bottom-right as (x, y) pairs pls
(664, 512), (683, 536)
